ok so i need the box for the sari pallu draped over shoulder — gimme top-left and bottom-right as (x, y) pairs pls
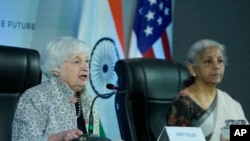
(192, 94), (217, 140)
(193, 89), (248, 141)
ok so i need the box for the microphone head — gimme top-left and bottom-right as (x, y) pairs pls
(106, 83), (117, 90)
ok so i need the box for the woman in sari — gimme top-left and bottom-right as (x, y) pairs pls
(166, 39), (248, 141)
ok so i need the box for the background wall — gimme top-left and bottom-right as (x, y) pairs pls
(123, 0), (250, 120)
(173, 0), (250, 120)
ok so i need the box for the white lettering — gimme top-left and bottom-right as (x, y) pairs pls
(234, 129), (247, 136)
(234, 129), (241, 136)
(241, 129), (247, 136)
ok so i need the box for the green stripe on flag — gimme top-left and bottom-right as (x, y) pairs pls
(99, 120), (106, 137)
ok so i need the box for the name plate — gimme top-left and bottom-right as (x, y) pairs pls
(157, 126), (206, 141)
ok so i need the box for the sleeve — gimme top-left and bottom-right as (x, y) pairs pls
(233, 99), (249, 124)
(12, 89), (48, 141)
(221, 90), (249, 124)
(166, 95), (193, 126)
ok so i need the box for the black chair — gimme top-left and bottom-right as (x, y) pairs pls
(114, 58), (189, 141)
(0, 45), (41, 141)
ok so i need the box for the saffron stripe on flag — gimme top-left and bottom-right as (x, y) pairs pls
(77, 0), (125, 140)
(108, 0), (125, 54)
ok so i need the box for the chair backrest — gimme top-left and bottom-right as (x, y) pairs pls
(0, 45), (41, 141)
(114, 58), (189, 141)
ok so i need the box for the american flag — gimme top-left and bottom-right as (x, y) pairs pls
(128, 0), (173, 59)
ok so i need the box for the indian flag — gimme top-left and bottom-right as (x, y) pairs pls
(77, 0), (125, 140)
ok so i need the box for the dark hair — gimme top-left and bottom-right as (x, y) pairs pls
(183, 76), (195, 88)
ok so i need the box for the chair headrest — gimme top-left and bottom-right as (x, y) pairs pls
(0, 45), (41, 93)
(115, 58), (189, 99)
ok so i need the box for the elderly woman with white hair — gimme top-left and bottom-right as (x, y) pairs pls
(12, 37), (99, 141)
(166, 39), (248, 141)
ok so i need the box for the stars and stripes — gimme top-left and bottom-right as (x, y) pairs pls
(129, 0), (173, 59)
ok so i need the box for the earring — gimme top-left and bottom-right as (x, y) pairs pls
(192, 73), (196, 77)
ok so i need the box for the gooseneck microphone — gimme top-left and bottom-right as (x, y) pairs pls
(88, 83), (120, 134)
(106, 83), (118, 90)
(73, 84), (124, 140)
(88, 95), (98, 134)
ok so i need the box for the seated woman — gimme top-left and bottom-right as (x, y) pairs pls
(12, 37), (99, 141)
(166, 39), (248, 141)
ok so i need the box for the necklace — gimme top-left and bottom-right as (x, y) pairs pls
(76, 94), (82, 118)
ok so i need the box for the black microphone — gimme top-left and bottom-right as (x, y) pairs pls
(88, 84), (122, 134)
(106, 83), (118, 90)
(72, 84), (119, 141)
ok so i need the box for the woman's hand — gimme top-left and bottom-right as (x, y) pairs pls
(48, 128), (83, 141)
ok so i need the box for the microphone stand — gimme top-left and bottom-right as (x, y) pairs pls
(73, 83), (125, 141)
(88, 92), (115, 134)
(72, 92), (115, 141)
(88, 88), (126, 134)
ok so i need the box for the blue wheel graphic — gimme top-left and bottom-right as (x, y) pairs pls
(89, 37), (120, 96)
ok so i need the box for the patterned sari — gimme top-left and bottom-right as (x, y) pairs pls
(166, 89), (248, 141)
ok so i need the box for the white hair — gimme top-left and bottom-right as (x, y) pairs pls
(186, 39), (228, 66)
(40, 37), (90, 78)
